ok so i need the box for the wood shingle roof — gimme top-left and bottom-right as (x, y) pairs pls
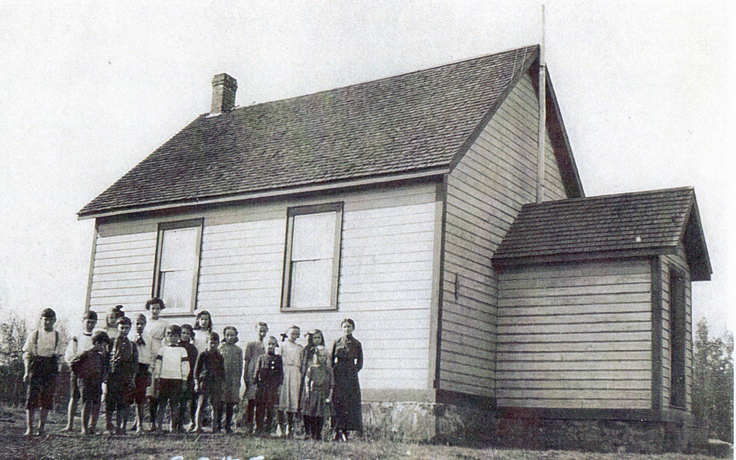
(493, 187), (711, 280)
(79, 46), (547, 218)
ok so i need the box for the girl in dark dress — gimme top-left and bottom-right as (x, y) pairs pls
(299, 329), (326, 418)
(330, 318), (363, 441)
(301, 346), (333, 440)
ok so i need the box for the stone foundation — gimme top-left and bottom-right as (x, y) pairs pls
(361, 401), (691, 453)
(495, 418), (670, 453)
(362, 401), (496, 444)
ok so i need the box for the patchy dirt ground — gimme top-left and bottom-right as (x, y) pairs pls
(0, 407), (730, 460)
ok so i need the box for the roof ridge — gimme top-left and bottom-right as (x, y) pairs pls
(212, 45), (540, 116)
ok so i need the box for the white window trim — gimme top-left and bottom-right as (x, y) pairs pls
(281, 203), (343, 311)
(152, 218), (204, 315)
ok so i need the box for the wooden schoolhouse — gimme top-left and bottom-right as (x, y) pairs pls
(78, 45), (711, 450)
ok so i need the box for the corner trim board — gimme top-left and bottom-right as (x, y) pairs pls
(432, 176), (449, 391)
(84, 222), (100, 312)
(651, 256), (663, 413)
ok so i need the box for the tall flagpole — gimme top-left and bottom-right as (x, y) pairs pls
(536, 3), (547, 204)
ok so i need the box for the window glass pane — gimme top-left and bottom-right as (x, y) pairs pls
(292, 212), (336, 261)
(160, 270), (193, 311)
(157, 225), (200, 312)
(290, 259), (332, 309)
(161, 227), (198, 270)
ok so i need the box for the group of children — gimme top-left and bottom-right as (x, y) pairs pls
(22, 300), (364, 442)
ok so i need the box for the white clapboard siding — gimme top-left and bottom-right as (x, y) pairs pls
(500, 378), (651, 389)
(197, 197), (436, 391)
(88, 183), (438, 393)
(500, 399), (651, 410)
(497, 259), (653, 409)
(497, 369), (651, 381)
(88, 230), (157, 311)
(496, 339), (651, 353)
(660, 244), (693, 411)
(439, 72), (570, 397)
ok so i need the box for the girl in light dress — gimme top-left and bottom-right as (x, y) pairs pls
(145, 297), (169, 424)
(276, 325), (303, 437)
(192, 310), (213, 354)
(145, 298), (169, 347)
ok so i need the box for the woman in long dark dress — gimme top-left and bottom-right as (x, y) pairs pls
(331, 318), (363, 441)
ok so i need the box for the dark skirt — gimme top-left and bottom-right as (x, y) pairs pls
(332, 362), (362, 431)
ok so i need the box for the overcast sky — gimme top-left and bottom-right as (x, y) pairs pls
(1, 1), (733, 335)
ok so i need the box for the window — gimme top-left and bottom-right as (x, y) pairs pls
(153, 219), (203, 314)
(282, 203), (343, 310)
(669, 267), (687, 408)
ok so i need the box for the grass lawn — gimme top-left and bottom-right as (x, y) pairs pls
(1, 407), (728, 460)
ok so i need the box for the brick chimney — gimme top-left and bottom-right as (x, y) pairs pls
(210, 73), (237, 115)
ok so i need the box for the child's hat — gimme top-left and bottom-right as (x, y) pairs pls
(41, 308), (56, 319)
(91, 330), (112, 345)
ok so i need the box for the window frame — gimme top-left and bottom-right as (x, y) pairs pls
(669, 265), (687, 409)
(152, 218), (204, 315)
(281, 202), (343, 312)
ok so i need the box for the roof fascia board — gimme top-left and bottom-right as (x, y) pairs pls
(682, 196), (713, 280)
(492, 246), (675, 269)
(447, 46), (539, 173)
(77, 167), (449, 221)
(543, 67), (584, 198)
(674, 189), (696, 246)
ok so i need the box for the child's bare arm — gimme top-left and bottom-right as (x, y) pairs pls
(22, 354), (31, 383)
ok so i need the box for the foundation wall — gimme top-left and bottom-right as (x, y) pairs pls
(361, 401), (692, 453)
(362, 401), (496, 444)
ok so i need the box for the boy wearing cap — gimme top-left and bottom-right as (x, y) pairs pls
(62, 310), (98, 432)
(22, 308), (65, 436)
(71, 330), (112, 435)
(105, 316), (138, 435)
